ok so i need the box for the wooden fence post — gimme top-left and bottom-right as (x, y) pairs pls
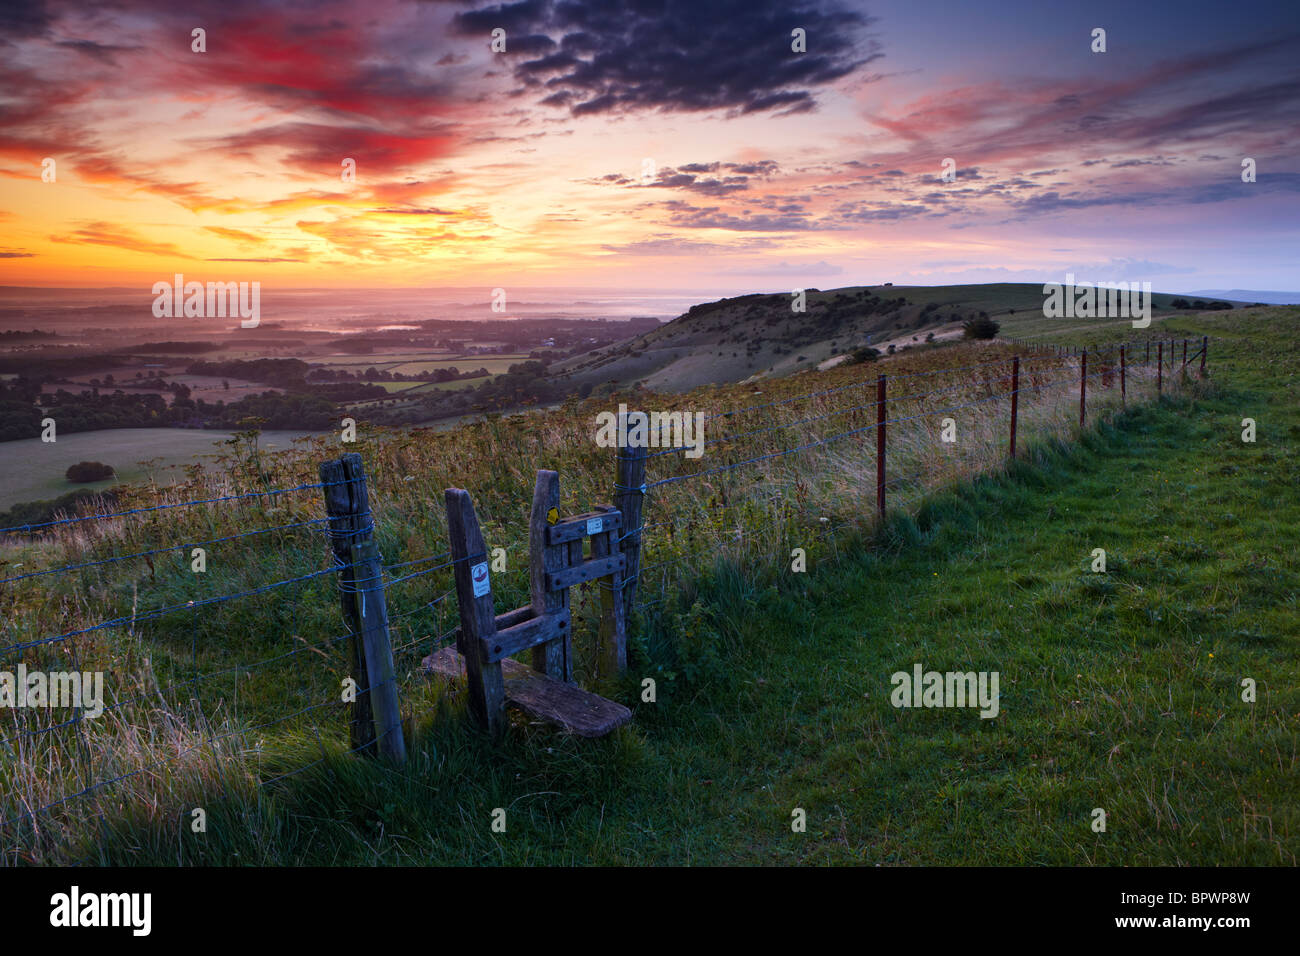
(1080, 350), (1087, 426)
(529, 470), (572, 682)
(1200, 336), (1208, 378)
(320, 453), (376, 753)
(1157, 341), (1163, 394)
(446, 487), (506, 735)
(876, 374), (887, 520)
(592, 502), (625, 680)
(1120, 346), (1126, 406)
(1182, 339), (1187, 368)
(1009, 356), (1019, 459)
(350, 539), (405, 763)
(614, 426), (648, 623)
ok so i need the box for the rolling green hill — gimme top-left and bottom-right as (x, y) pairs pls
(553, 283), (1233, 394)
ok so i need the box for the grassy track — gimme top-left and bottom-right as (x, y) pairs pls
(55, 308), (1294, 865)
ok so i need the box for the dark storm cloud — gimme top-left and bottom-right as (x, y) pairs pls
(0, 0), (54, 40)
(450, 0), (881, 116)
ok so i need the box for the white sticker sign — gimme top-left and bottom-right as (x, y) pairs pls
(586, 517), (603, 535)
(470, 561), (490, 597)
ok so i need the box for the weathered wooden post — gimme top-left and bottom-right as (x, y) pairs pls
(1009, 356), (1020, 459)
(1120, 346), (1126, 406)
(350, 539), (405, 763)
(1157, 342), (1163, 394)
(614, 421), (648, 622)
(1200, 336), (1208, 378)
(1080, 349), (1087, 426)
(529, 470), (572, 682)
(446, 488), (506, 735)
(592, 503), (626, 679)
(320, 453), (376, 752)
(876, 374), (887, 520)
(1182, 339), (1187, 368)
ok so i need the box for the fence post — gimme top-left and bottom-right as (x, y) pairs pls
(350, 539), (405, 763)
(445, 487), (506, 735)
(1079, 350), (1087, 426)
(529, 469), (571, 682)
(614, 426), (648, 620)
(1120, 346), (1126, 407)
(876, 374), (887, 520)
(1200, 336), (1208, 378)
(593, 502), (625, 680)
(1182, 339), (1187, 368)
(1009, 356), (1019, 459)
(1157, 342), (1163, 394)
(320, 452), (376, 753)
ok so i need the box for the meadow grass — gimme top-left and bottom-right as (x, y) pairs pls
(0, 308), (1294, 864)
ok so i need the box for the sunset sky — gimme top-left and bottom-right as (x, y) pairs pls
(1, 0), (1297, 293)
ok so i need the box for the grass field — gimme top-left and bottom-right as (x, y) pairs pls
(1, 307), (1294, 865)
(0, 428), (322, 510)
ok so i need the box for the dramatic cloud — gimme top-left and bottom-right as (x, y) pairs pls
(452, 0), (881, 116)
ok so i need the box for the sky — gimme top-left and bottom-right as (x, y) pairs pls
(0, 0), (1297, 295)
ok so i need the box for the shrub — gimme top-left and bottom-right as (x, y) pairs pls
(65, 461), (115, 483)
(962, 315), (1001, 340)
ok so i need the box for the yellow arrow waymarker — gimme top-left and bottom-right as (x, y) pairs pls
(546, 507), (559, 525)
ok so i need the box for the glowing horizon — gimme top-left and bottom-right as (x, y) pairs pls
(1, 0), (1297, 295)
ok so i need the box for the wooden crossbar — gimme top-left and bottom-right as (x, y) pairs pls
(482, 610), (570, 663)
(547, 510), (622, 545)
(548, 554), (625, 591)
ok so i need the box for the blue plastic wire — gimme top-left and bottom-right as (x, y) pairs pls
(0, 479), (347, 535)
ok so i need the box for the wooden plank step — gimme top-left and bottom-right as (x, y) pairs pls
(423, 646), (632, 738)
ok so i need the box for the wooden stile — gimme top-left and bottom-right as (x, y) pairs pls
(429, 471), (631, 737)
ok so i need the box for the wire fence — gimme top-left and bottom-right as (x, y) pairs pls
(0, 334), (1206, 859)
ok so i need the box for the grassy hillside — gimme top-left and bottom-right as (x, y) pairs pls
(0, 300), (1292, 865)
(554, 283), (1234, 394)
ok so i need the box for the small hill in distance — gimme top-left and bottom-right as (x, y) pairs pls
(1189, 289), (1300, 305)
(553, 283), (1232, 394)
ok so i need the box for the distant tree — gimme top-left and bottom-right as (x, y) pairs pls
(66, 461), (115, 483)
(962, 315), (1001, 340)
